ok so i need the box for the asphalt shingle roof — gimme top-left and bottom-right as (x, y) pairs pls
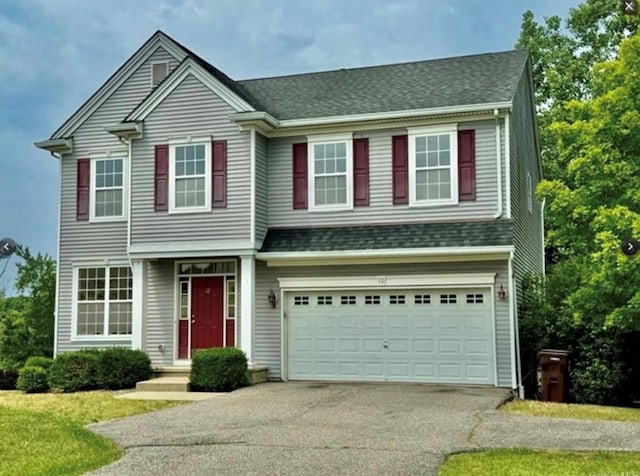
(236, 50), (529, 120)
(260, 220), (513, 253)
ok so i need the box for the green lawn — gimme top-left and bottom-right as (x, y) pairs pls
(503, 399), (640, 423)
(440, 448), (640, 476)
(0, 391), (183, 476)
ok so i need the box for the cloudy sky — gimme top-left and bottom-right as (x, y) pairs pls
(0, 0), (580, 291)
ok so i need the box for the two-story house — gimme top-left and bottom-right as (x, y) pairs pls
(36, 31), (543, 391)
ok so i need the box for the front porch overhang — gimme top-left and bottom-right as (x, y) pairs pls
(127, 241), (255, 260)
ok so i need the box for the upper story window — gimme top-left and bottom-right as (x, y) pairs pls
(91, 157), (126, 221)
(169, 141), (211, 213)
(408, 125), (458, 207)
(308, 134), (353, 211)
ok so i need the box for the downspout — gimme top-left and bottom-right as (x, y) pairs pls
(504, 113), (511, 218)
(541, 198), (546, 275)
(249, 128), (256, 248)
(508, 250), (523, 396)
(50, 151), (62, 357)
(493, 109), (503, 219)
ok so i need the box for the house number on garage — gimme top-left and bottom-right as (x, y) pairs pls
(377, 276), (387, 285)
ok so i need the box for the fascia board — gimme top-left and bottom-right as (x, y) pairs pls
(51, 33), (186, 140)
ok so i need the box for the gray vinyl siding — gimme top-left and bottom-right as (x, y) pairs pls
(267, 120), (504, 227)
(144, 260), (175, 366)
(254, 260), (513, 387)
(510, 66), (544, 293)
(56, 47), (182, 354)
(255, 132), (268, 245)
(130, 74), (251, 245)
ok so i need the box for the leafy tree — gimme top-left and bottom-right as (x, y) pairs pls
(516, 1), (640, 404)
(0, 247), (55, 366)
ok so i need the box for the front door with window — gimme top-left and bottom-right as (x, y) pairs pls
(190, 276), (224, 352)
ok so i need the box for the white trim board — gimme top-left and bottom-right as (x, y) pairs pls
(278, 273), (496, 290)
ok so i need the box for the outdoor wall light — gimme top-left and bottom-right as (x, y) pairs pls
(158, 344), (165, 353)
(497, 284), (507, 301)
(268, 289), (278, 309)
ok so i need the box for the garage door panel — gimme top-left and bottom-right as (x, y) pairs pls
(288, 288), (495, 385)
(363, 339), (383, 352)
(413, 339), (434, 353)
(338, 338), (359, 352)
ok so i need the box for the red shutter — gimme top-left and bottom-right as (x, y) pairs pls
(353, 138), (370, 206)
(212, 140), (227, 208)
(392, 135), (408, 204)
(76, 158), (90, 221)
(292, 143), (308, 209)
(458, 130), (476, 201)
(154, 145), (169, 211)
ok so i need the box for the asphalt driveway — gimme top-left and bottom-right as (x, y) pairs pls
(89, 382), (509, 476)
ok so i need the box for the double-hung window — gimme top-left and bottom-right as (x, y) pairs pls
(308, 134), (353, 210)
(91, 158), (125, 220)
(408, 125), (458, 206)
(169, 141), (211, 213)
(74, 265), (132, 339)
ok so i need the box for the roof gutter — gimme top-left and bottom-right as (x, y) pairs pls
(33, 138), (73, 155)
(230, 102), (512, 134)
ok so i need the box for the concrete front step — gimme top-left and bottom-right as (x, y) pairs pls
(136, 376), (189, 392)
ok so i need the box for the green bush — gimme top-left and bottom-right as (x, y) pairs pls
(0, 367), (19, 390)
(24, 356), (54, 371)
(16, 366), (49, 393)
(96, 347), (152, 389)
(48, 351), (100, 392)
(190, 347), (248, 392)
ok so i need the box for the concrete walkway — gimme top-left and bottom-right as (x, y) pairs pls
(88, 383), (640, 476)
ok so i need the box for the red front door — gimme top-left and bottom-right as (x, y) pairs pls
(190, 276), (224, 351)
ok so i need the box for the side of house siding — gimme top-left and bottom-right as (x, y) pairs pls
(510, 65), (544, 296)
(56, 46), (182, 353)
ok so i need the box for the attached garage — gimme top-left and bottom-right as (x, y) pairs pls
(284, 284), (496, 385)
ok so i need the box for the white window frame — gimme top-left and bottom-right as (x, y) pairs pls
(408, 124), (458, 207)
(168, 136), (212, 214)
(71, 262), (133, 341)
(89, 156), (127, 222)
(526, 171), (533, 213)
(307, 133), (353, 211)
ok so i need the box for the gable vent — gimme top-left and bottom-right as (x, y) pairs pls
(151, 62), (169, 88)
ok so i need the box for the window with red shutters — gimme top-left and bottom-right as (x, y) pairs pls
(76, 158), (90, 220)
(292, 143), (308, 209)
(353, 138), (369, 206)
(392, 135), (408, 204)
(212, 140), (227, 208)
(458, 130), (476, 201)
(154, 145), (169, 211)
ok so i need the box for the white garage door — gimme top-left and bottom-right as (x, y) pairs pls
(287, 288), (495, 385)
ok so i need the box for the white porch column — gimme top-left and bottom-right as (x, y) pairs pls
(240, 255), (255, 364)
(131, 259), (146, 350)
